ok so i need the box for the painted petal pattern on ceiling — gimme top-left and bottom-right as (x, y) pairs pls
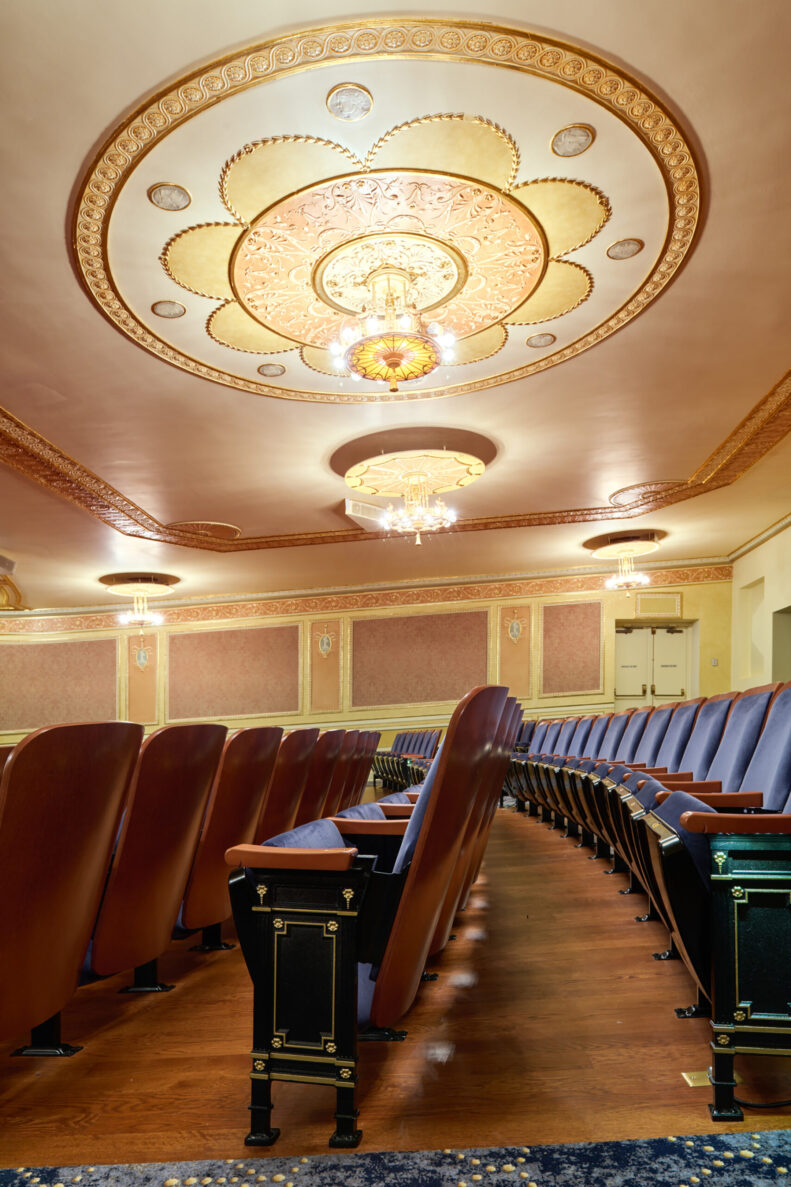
(504, 260), (592, 325)
(161, 224), (240, 300)
(512, 179), (611, 257)
(207, 301), (297, 354)
(220, 137), (362, 224)
(366, 115), (519, 191)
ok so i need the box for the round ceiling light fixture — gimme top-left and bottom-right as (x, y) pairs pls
(582, 531), (664, 592)
(99, 572), (180, 626)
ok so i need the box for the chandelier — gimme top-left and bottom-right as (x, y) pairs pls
(381, 473), (457, 545)
(118, 591), (165, 628)
(99, 572), (179, 627)
(329, 267), (455, 391)
(604, 552), (651, 591)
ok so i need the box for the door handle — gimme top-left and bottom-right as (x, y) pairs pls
(651, 684), (656, 695)
(641, 684), (647, 696)
(681, 688), (685, 697)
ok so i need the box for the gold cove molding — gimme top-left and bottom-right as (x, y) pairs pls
(0, 371), (788, 552)
(0, 566), (733, 636)
(71, 17), (701, 403)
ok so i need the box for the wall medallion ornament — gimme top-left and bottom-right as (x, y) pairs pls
(315, 623), (337, 658)
(72, 18), (701, 403)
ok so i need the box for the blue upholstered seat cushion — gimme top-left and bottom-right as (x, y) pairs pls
(632, 776), (668, 811)
(264, 817), (347, 849)
(652, 790), (716, 887)
(378, 791), (412, 804)
(335, 801), (386, 820)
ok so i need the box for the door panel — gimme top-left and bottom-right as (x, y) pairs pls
(614, 629), (652, 708)
(652, 627), (688, 703)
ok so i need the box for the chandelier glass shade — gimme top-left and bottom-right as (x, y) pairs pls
(604, 552), (651, 591)
(118, 592), (164, 627)
(381, 474), (457, 545)
(329, 267), (455, 391)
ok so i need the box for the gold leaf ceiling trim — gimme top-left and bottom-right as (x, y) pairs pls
(207, 301), (298, 354)
(71, 17), (702, 403)
(364, 113), (520, 191)
(1, 373), (788, 552)
(161, 223), (241, 300)
(450, 323), (508, 365)
(220, 135), (363, 224)
(512, 178), (611, 256)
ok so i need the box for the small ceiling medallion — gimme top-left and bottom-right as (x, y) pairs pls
(326, 83), (373, 121)
(147, 183), (191, 211)
(151, 300), (186, 318)
(258, 362), (286, 377)
(526, 332), (556, 348)
(167, 521), (241, 541)
(551, 124), (595, 157)
(607, 238), (645, 260)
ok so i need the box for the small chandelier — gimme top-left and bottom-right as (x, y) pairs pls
(381, 473), (456, 545)
(329, 267), (455, 391)
(118, 592), (164, 628)
(604, 552), (651, 591)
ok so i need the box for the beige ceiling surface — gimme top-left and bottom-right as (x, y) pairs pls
(0, 0), (789, 610)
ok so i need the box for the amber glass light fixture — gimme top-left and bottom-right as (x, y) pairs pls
(381, 473), (457, 545)
(329, 267), (455, 391)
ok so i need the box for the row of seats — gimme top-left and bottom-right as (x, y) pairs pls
(224, 686), (520, 1148)
(0, 721), (379, 1056)
(371, 728), (442, 791)
(506, 681), (791, 1118)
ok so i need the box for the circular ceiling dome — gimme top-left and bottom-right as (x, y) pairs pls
(73, 19), (700, 404)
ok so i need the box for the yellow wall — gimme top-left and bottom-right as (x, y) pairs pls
(731, 524), (791, 689)
(0, 571), (734, 743)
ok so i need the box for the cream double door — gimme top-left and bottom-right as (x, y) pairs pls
(614, 625), (689, 709)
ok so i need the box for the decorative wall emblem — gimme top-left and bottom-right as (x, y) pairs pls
(505, 612), (527, 644)
(316, 623), (337, 658)
(134, 644), (150, 671)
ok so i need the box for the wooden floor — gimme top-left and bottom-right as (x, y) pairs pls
(1, 808), (789, 1167)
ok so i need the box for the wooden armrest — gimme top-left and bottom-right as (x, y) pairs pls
(660, 779), (722, 794)
(380, 803), (415, 816)
(628, 762), (647, 769)
(329, 817), (408, 836)
(680, 812), (791, 835)
(406, 791), (420, 802)
(654, 791), (763, 808)
(225, 844), (358, 870)
(641, 767), (672, 777)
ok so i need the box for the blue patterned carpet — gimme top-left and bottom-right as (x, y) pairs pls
(3, 1131), (791, 1187)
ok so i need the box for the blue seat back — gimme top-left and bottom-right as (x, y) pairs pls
(613, 706), (652, 762)
(566, 715), (594, 759)
(706, 684), (777, 792)
(539, 720), (563, 755)
(654, 698), (704, 770)
(528, 720), (549, 755)
(677, 694), (736, 779)
(585, 714), (613, 759)
(553, 717), (579, 755)
(632, 702), (676, 765)
(597, 711), (632, 760)
(738, 683), (791, 810)
(518, 719), (535, 747)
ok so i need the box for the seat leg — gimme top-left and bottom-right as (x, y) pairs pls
(330, 1084), (362, 1148)
(675, 986), (710, 1019)
(708, 1046), (743, 1121)
(603, 852), (628, 876)
(190, 922), (235, 952)
(12, 1012), (81, 1057)
(575, 826), (594, 849)
(619, 870), (644, 895)
(563, 819), (579, 839)
(652, 938), (680, 961)
(119, 958), (174, 992)
(245, 1074), (280, 1146)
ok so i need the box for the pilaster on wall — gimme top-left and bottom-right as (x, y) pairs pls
(0, 567), (733, 741)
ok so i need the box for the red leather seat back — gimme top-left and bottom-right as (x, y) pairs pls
(254, 728), (319, 843)
(88, 723), (227, 978)
(0, 722), (143, 1039)
(321, 730), (359, 818)
(370, 685), (509, 1027)
(180, 725), (283, 931)
(293, 730), (345, 827)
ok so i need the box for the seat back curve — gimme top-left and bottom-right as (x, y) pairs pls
(294, 730), (345, 827)
(0, 721), (144, 1039)
(254, 728), (320, 844)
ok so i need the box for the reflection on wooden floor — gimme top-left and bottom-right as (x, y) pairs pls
(1, 810), (788, 1166)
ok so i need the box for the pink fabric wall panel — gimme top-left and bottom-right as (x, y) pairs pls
(540, 601), (602, 696)
(0, 639), (117, 731)
(352, 611), (488, 707)
(168, 625), (299, 720)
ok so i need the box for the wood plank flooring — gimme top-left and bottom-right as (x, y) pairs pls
(1, 808), (789, 1167)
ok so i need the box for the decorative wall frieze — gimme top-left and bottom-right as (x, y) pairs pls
(0, 564), (733, 635)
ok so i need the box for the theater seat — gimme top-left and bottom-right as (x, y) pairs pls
(253, 728), (320, 843)
(83, 723), (227, 991)
(292, 729), (345, 827)
(225, 683), (509, 1148)
(0, 721), (143, 1055)
(175, 725), (283, 951)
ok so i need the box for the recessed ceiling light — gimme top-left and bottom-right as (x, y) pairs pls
(326, 83), (373, 121)
(607, 238), (644, 260)
(551, 124), (595, 157)
(258, 363), (286, 377)
(147, 183), (191, 211)
(151, 300), (186, 318)
(526, 333), (556, 348)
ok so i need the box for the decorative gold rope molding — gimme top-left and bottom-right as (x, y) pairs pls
(0, 565), (733, 635)
(0, 372), (788, 552)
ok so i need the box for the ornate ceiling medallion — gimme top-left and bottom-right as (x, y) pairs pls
(72, 18), (701, 403)
(344, 448), (485, 496)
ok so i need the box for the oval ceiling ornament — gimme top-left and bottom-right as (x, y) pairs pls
(72, 18), (701, 404)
